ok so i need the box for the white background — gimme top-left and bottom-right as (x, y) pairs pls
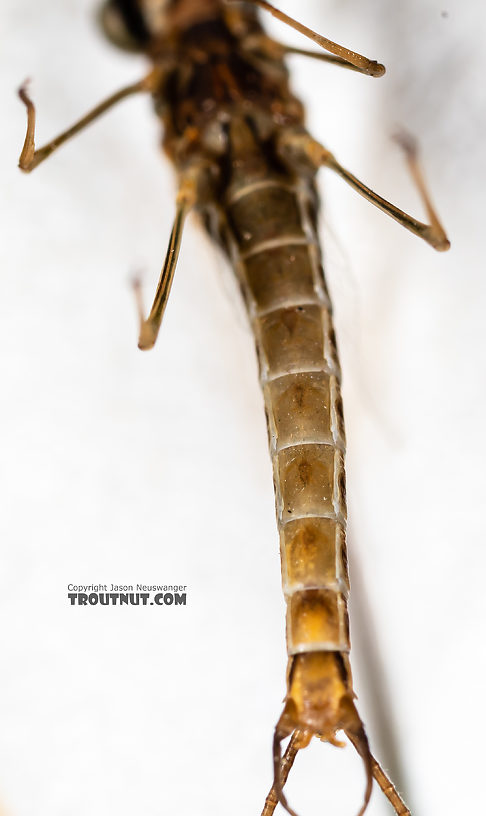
(1, 1), (485, 815)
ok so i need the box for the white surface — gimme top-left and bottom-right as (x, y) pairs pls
(1, 2), (485, 815)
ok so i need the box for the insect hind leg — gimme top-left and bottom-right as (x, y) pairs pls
(133, 179), (196, 351)
(134, 160), (220, 350)
(276, 128), (450, 251)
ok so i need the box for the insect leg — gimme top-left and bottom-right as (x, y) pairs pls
(277, 130), (450, 251)
(17, 71), (160, 172)
(227, 0), (385, 76)
(242, 35), (375, 75)
(281, 45), (368, 73)
(133, 173), (200, 351)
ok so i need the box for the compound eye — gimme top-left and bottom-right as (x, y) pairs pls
(98, 1), (149, 52)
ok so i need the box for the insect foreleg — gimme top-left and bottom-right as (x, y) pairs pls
(276, 129), (450, 251)
(280, 45), (369, 73)
(227, 0), (385, 76)
(242, 34), (368, 73)
(17, 72), (159, 173)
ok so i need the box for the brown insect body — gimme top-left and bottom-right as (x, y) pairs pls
(18, 1), (450, 813)
(144, 1), (372, 807)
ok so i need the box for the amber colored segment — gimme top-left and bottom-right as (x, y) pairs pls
(277, 652), (359, 740)
(286, 589), (349, 653)
(277, 443), (335, 519)
(289, 652), (352, 703)
(259, 304), (327, 378)
(266, 371), (333, 449)
(243, 243), (317, 313)
(228, 185), (305, 252)
(280, 516), (349, 594)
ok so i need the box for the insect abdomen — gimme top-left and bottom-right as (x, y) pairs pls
(224, 168), (350, 660)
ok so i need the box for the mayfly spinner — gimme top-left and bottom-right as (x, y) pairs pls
(17, 1), (450, 814)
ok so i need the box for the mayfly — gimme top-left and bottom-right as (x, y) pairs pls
(17, 1), (449, 814)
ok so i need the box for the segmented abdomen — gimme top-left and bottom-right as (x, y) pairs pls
(224, 175), (350, 658)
